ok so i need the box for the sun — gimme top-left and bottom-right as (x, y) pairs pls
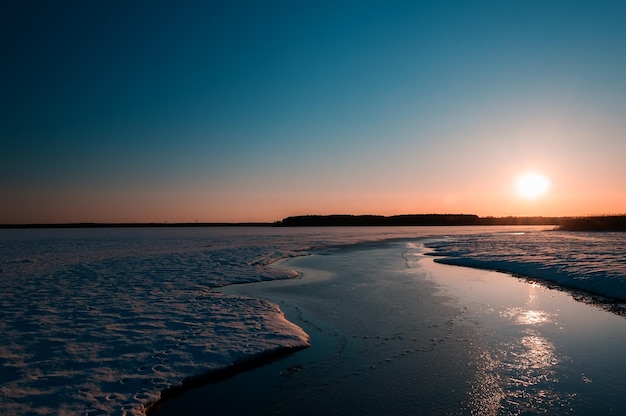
(517, 173), (550, 199)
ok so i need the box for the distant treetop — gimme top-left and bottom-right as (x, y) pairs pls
(274, 214), (560, 227)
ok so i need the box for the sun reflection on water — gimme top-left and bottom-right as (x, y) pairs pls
(496, 327), (569, 414)
(423, 250), (587, 415)
(501, 307), (552, 325)
(493, 286), (574, 414)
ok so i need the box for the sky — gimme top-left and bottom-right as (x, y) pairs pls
(2, 0), (626, 223)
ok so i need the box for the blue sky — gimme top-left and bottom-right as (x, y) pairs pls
(2, 1), (626, 223)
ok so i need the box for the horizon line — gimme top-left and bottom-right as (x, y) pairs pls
(3, 213), (623, 229)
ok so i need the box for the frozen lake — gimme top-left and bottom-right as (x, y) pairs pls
(155, 239), (626, 415)
(2, 226), (625, 415)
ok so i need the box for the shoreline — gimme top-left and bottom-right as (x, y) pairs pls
(150, 241), (489, 415)
(434, 258), (626, 317)
(420, 253), (626, 415)
(144, 343), (307, 416)
(149, 239), (626, 415)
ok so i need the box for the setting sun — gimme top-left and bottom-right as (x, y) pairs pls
(517, 173), (550, 199)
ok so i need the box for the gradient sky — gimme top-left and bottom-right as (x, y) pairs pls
(2, 1), (625, 223)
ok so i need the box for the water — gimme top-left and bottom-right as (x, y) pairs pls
(154, 233), (626, 416)
(419, 258), (626, 415)
(1, 226), (624, 415)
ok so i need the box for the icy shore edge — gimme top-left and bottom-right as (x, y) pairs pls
(432, 257), (626, 316)
(144, 341), (308, 415)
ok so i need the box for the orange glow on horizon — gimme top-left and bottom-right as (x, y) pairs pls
(3, 169), (625, 224)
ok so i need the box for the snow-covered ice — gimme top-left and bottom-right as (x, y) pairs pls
(2, 225), (624, 415)
(0, 226), (427, 415)
(154, 237), (626, 416)
(425, 230), (626, 302)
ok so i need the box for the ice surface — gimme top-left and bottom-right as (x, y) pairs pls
(0, 226), (430, 415)
(426, 230), (626, 302)
(154, 236), (626, 416)
(420, 256), (626, 415)
(0, 273), (307, 415)
(4, 225), (613, 414)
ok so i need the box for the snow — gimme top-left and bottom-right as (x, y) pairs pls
(2, 226), (621, 415)
(156, 238), (626, 416)
(426, 230), (626, 302)
(1, 279), (308, 415)
(0, 226), (425, 415)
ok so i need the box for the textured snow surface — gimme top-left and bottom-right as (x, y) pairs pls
(1, 226), (426, 415)
(426, 230), (626, 301)
(6, 225), (608, 414)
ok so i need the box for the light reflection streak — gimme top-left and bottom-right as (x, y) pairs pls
(423, 248), (586, 415)
(467, 286), (565, 415)
(501, 308), (551, 325)
(468, 348), (505, 416)
(494, 285), (572, 414)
